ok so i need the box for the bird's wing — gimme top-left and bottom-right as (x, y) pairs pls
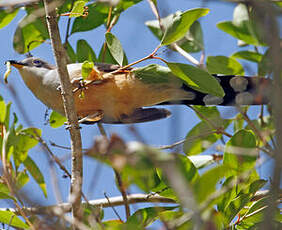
(80, 107), (171, 124)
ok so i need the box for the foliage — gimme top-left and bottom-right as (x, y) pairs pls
(0, 0), (281, 229)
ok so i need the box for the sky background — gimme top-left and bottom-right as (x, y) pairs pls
(0, 0), (274, 226)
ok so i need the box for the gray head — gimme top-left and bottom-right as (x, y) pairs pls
(7, 57), (65, 114)
(8, 57), (56, 85)
(8, 57), (55, 70)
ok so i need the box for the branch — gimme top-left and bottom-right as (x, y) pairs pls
(170, 43), (200, 66)
(0, 194), (176, 216)
(97, 123), (131, 220)
(43, 0), (83, 224)
(247, 1), (282, 229)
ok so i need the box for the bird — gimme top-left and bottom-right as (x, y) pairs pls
(6, 57), (270, 124)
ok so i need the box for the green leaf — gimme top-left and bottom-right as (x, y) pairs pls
(113, 0), (143, 14)
(183, 121), (220, 155)
(122, 154), (160, 193)
(133, 64), (182, 86)
(194, 165), (227, 203)
(98, 43), (128, 65)
(0, 192), (15, 200)
(176, 155), (199, 183)
(16, 170), (30, 190)
(81, 61), (94, 80)
(0, 96), (6, 123)
(4, 102), (11, 129)
(231, 50), (263, 63)
(206, 56), (244, 75)
(193, 106), (224, 124)
(226, 193), (251, 223)
(0, 8), (19, 29)
(258, 49), (274, 76)
(126, 206), (177, 228)
(223, 129), (257, 176)
(17, 128), (41, 152)
(24, 156), (47, 197)
(13, 6), (49, 54)
(71, 3), (108, 34)
(64, 42), (77, 63)
(76, 39), (97, 62)
(0, 210), (29, 229)
(161, 8), (209, 45)
(105, 32), (124, 66)
(69, 1), (86, 17)
(13, 15), (49, 54)
(12, 128), (41, 165)
(175, 21), (204, 53)
(217, 21), (265, 46)
(49, 111), (67, 128)
(167, 62), (225, 97)
(146, 14), (204, 53)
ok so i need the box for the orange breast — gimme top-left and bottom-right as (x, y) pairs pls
(74, 74), (190, 119)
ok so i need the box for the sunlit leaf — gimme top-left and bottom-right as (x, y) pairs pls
(217, 21), (265, 46)
(167, 62), (225, 97)
(49, 111), (67, 128)
(98, 43), (128, 65)
(206, 56), (244, 75)
(71, 3), (108, 34)
(223, 129), (257, 177)
(0, 210), (29, 229)
(176, 154), (199, 183)
(126, 206), (177, 228)
(0, 96), (6, 123)
(13, 10), (49, 54)
(146, 14), (204, 53)
(82, 61), (94, 80)
(161, 8), (209, 45)
(16, 170), (30, 190)
(0, 8), (19, 29)
(133, 64), (183, 86)
(105, 32), (124, 66)
(194, 165), (227, 203)
(69, 1), (86, 17)
(231, 50), (263, 63)
(24, 156), (47, 197)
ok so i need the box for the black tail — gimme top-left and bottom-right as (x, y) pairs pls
(162, 75), (270, 106)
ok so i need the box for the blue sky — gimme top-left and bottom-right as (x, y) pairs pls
(0, 0), (273, 224)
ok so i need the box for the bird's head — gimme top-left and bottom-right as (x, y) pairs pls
(7, 57), (56, 81)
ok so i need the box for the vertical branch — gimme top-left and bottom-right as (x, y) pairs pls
(249, 1), (282, 229)
(43, 0), (83, 226)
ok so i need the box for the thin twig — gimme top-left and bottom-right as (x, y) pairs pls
(96, 123), (131, 220)
(43, 0), (83, 225)
(114, 170), (131, 219)
(247, 1), (282, 229)
(104, 192), (122, 221)
(170, 43), (200, 66)
(237, 106), (274, 156)
(188, 105), (233, 138)
(64, 0), (75, 44)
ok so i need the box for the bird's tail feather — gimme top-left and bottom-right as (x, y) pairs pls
(162, 75), (271, 106)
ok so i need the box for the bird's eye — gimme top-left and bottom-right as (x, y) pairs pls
(32, 59), (42, 67)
